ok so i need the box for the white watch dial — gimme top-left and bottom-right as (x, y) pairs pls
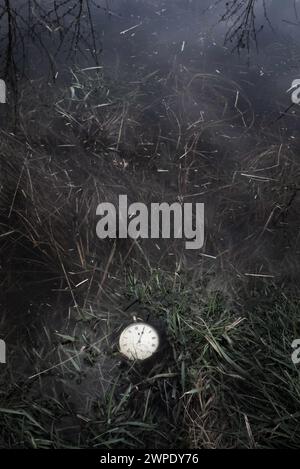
(119, 323), (159, 360)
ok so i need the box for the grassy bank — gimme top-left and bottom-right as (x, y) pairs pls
(0, 270), (299, 448)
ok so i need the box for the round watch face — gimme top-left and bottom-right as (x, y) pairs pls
(119, 322), (159, 360)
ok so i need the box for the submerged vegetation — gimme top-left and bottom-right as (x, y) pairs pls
(0, 0), (300, 449)
(0, 64), (299, 448)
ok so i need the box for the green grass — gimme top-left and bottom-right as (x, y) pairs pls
(0, 270), (299, 448)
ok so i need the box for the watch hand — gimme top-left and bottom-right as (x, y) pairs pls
(137, 325), (146, 344)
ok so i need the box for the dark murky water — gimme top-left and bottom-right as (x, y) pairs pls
(2, 1), (300, 99)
